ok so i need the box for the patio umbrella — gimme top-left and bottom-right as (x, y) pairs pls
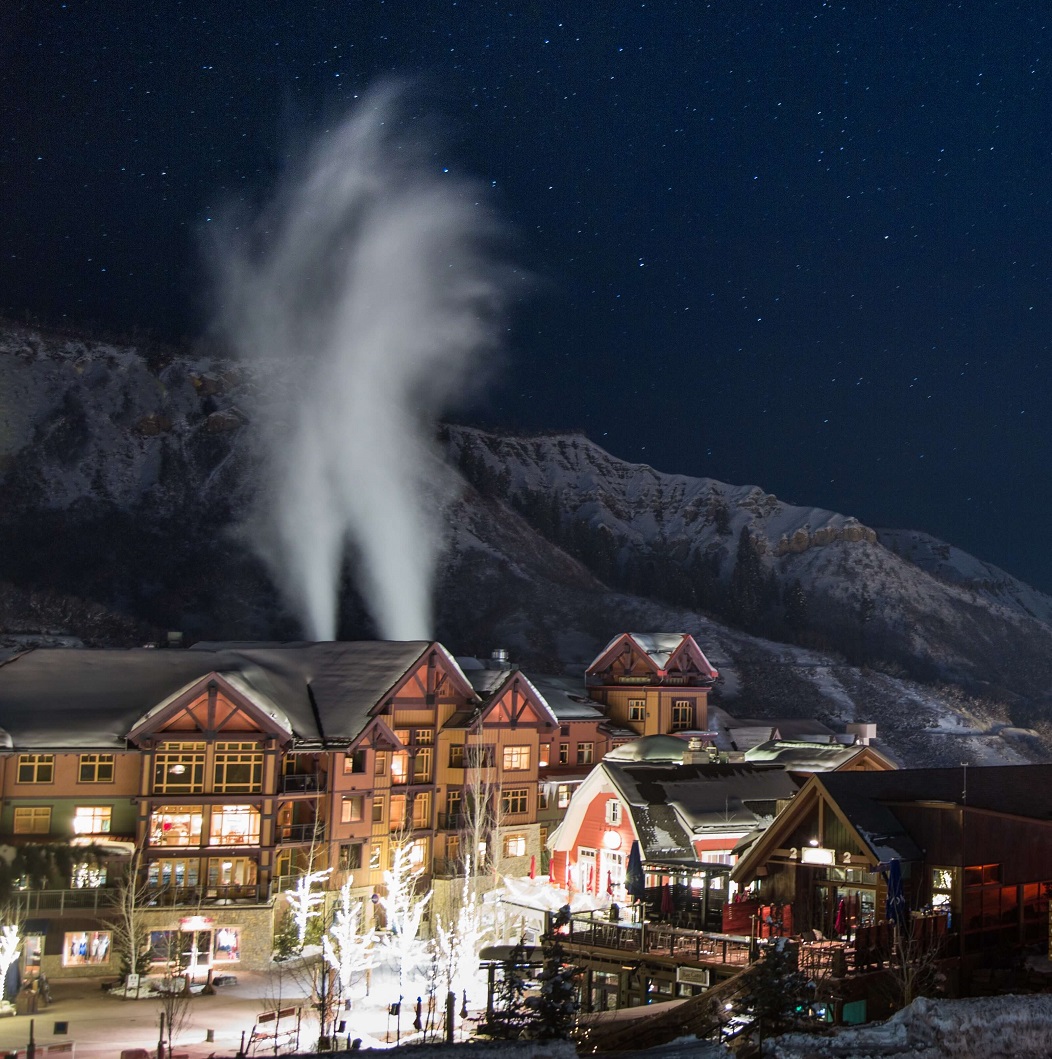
(661, 882), (674, 915)
(625, 841), (645, 902)
(883, 859), (908, 930)
(529, 854), (536, 880)
(548, 854), (556, 885)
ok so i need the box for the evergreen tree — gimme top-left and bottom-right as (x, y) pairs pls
(526, 905), (579, 1040)
(484, 937), (532, 1040)
(738, 939), (809, 1047)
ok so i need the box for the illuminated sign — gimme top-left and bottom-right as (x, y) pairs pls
(801, 847), (835, 866)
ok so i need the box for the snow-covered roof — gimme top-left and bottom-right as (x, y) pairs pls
(0, 641), (434, 749)
(744, 739), (867, 771)
(528, 675), (605, 720)
(604, 735), (691, 764)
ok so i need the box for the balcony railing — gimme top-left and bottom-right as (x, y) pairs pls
(14, 882), (266, 914)
(437, 812), (469, 830)
(280, 773), (327, 794)
(277, 822), (325, 843)
(145, 884), (263, 906)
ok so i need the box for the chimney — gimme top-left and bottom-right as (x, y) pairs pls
(844, 722), (877, 746)
(488, 647), (512, 671)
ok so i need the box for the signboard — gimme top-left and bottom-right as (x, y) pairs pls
(126, 973), (140, 992)
(675, 966), (711, 987)
(179, 916), (215, 932)
(801, 847), (835, 866)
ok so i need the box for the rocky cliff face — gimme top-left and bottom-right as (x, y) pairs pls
(2, 320), (1052, 766)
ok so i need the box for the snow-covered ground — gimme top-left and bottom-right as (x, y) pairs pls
(765, 994), (1052, 1058)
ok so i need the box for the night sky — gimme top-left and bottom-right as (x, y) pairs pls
(4, 3), (1052, 592)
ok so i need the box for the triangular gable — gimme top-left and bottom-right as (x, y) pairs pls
(549, 764), (642, 852)
(473, 672), (559, 730)
(370, 642), (478, 716)
(730, 774), (877, 885)
(127, 672), (293, 746)
(586, 633), (661, 681)
(664, 636), (719, 681)
(348, 716), (405, 753)
(586, 632), (718, 682)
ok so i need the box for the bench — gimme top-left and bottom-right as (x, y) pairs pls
(248, 1007), (301, 1054)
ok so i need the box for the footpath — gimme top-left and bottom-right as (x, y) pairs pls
(0, 973), (305, 1059)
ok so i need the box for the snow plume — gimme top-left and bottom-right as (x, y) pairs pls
(214, 83), (512, 640)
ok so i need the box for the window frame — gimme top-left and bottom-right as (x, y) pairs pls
(17, 754), (54, 785)
(13, 806), (51, 834)
(501, 788), (529, 815)
(502, 745), (531, 772)
(78, 754), (115, 783)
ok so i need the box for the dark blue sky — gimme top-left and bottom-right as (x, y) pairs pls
(4, 2), (1052, 591)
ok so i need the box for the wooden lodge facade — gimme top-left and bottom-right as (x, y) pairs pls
(731, 766), (1052, 970)
(0, 632), (720, 979)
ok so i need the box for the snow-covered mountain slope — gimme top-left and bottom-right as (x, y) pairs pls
(2, 321), (1052, 766)
(444, 426), (1052, 714)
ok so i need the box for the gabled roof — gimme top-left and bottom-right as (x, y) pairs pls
(550, 758), (801, 864)
(731, 765), (1052, 885)
(743, 739), (893, 772)
(586, 632), (718, 681)
(443, 668), (557, 731)
(0, 641), (440, 749)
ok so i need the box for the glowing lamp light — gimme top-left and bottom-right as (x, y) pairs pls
(602, 830), (622, 851)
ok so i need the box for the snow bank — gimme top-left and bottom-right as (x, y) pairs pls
(766, 994), (1052, 1058)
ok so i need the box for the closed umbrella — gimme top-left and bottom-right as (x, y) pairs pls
(661, 882), (674, 915)
(606, 871), (614, 897)
(883, 859), (908, 930)
(529, 854), (536, 880)
(625, 841), (645, 903)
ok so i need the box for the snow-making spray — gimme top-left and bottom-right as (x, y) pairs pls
(212, 82), (512, 640)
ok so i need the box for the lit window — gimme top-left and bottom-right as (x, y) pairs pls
(628, 700), (645, 722)
(14, 806), (51, 834)
(153, 743), (204, 793)
(606, 800), (621, 826)
(391, 750), (409, 785)
(213, 743), (263, 793)
(409, 837), (428, 865)
(79, 754), (114, 783)
(503, 746), (531, 771)
(539, 744), (550, 767)
(559, 743), (569, 765)
(557, 784), (572, 809)
(214, 927), (240, 963)
(63, 931), (111, 966)
(150, 807), (203, 847)
(503, 834), (527, 858)
(415, 729), (433, 745)
(671, 701), (694, 731)
(413, 747), (433, 783)
(209, 805), (261, 846)
(501, 788), (529, 815)
(342, 796), (363, 823)
(71, 861), (107, 889)
(73, 806), (112, 834)
(390, 794), (407, 829)
(17, 755), (53, 784)
(412, 792), (431, 828)
(576, 743), (594, 765)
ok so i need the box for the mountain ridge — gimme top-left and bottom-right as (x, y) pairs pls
(2, 320), (1051, 767)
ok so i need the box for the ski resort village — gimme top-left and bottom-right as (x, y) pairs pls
(1, 632), (1052, 1055)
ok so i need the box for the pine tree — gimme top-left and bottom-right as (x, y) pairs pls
(484, 936), (532, 1040)
(526, 905), (579, 1040)
(738, 938), (809, 1047)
